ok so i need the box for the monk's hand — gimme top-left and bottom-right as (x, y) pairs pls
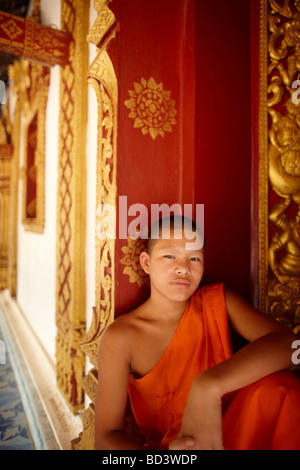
(168, 436), (195, 450)
(178, 373), (224, 450)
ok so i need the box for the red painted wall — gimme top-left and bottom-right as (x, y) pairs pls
(110, 0), (197, 315)
(194, 0), (251, 301)
(108, 0), (252, 315)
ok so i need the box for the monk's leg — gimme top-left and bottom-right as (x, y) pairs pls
(222, 371), (300, 450)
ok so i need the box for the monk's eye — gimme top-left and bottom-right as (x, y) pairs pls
(190, 257), (200, 261)
(163, 255), (175, 259)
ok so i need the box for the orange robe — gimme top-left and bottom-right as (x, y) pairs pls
(128, 283), (300, 450)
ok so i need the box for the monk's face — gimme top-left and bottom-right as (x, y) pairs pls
(140, 227), (204, 303)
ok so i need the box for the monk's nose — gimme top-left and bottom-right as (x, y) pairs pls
(175, 263), (190, 276)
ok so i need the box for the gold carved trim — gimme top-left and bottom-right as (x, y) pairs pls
(259, 0), (300, 333)
(72, 0), (118, 450)
(55, 0), (89, 413)
(259, 0), (269, 312)
(89, 48), (118, 339)
(8, 62), (22, 297)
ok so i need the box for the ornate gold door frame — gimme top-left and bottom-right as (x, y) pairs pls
(21, 60), (50, 232)
(259, 0), (300, 334)
(5, 0), (89, 413)
(7, 1), (50, 293)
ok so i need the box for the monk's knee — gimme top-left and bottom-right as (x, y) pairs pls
(243, 371), (300, 400)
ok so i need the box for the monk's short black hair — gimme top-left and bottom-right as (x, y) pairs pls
(146, 215), (204, 255)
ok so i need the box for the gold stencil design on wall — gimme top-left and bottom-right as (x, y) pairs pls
(125, 77), (177, 140)
(120, 237), (150, 287)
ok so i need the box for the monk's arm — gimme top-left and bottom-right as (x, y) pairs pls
(204, 286), (298, 394)
(94, 324), (145, 450)
(178, 286), (298, 450)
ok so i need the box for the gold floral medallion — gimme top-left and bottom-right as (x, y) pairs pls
(125, 77), (177, 140)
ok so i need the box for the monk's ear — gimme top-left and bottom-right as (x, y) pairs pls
(140, 251), (150, 274)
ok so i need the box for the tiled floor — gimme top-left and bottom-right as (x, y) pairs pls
(0, 325), (35, 450)
(0, 292), (83, 450)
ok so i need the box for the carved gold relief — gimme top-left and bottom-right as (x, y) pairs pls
(55, 0), (89, 413)
(72, 0), (118, 450)
(87, 0), (117, 47)
(88, 52), (118, 338)
(120, 237), (149, 287)
(259, 0), (300, 333)
(125, 77), (177, 140)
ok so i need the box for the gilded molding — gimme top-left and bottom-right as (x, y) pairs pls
(259, 0), (300, 333)
(55, 0), (89, 413)
(85, 46), (118, 350)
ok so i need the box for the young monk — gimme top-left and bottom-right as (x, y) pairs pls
(94, 216), (300, 450)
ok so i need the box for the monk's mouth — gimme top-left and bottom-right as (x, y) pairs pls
(171, 280), (191, 288)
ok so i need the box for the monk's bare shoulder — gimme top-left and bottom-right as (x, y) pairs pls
(98, 303), (148, 365)
(106, 303), (147, 333)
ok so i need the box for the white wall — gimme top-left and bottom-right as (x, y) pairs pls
(85, 4), (98, 333)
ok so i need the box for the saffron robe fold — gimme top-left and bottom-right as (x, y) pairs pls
(128, 283), (300, 450)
